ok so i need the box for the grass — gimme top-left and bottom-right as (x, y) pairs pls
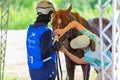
(3, 68), (97, 80)
(4, 72), (96, 80)
(2, 67), (120, 80)
(4, 73), (29, 80)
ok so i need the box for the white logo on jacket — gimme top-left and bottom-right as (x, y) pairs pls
(28, 32), (36, 49)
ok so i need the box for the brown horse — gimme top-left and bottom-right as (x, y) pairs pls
(52, 5), (111, 80)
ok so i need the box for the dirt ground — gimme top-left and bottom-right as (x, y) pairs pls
(4, 30), (86, 80)
(4, 30), (119, 80)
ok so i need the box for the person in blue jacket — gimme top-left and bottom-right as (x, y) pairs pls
(26, 0), (60, 80)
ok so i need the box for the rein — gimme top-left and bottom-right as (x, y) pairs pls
(56, 50), (63, 80)
(55, 24), (63, 80)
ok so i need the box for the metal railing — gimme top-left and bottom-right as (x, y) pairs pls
(0, 0), (10, 80)
(99, 0), (120, 80)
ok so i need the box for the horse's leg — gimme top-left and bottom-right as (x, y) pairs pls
(65, 57), (75, 80)
(81, 64), (91, 80)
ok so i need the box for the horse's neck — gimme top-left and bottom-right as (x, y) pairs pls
(70, 13), (77, 21)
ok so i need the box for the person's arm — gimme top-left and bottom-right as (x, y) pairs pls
(40, 31), (57, 59)
(54, 21), (98, 41)
(63, 21), (85, 32)
(60, 46), (88, 64)
(40, 31), (61, 59)
(40, 31), (52, 59)
(54, 21), (85, 38)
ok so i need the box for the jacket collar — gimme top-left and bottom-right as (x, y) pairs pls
(32, 22), (47, 28)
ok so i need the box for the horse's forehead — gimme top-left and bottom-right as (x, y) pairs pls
(56, 10), (66, 13)
(53, 12), (64, 22)
(52, 10), (70, 29)
(55, 10), (67, 16)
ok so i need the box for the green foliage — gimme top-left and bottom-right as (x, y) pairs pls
(10, 0), (37, 8)
(9, 6), (36, 29)
(8, 0), (112, 30)
(9, 0), (38, 29)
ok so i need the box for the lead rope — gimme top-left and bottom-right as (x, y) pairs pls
(54, 35), (63, 80)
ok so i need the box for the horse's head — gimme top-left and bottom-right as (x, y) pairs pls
(52, 5), (72, 31)
(51, 5), (79, 45)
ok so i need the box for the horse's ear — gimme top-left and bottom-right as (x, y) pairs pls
(53, 9), (56, 13)
(66, 4), (72, 13)
(53, 10), (56, 15)
(52, 10), (56, 17)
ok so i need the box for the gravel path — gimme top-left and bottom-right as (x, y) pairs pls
(4, 30), (30, 79)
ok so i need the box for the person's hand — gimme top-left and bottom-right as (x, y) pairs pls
(53, 35), (59, 44)
(54, 29), (65, 38)
(53, 41), (61, 51)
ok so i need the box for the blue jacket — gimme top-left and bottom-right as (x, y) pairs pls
(26, 25), (56, 69)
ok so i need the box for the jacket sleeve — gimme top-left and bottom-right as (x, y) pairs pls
(40, 31), (55, 59)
